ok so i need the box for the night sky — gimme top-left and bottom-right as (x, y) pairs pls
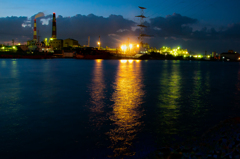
(1, 0), (240, 54)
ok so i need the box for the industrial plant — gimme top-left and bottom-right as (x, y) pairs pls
(0, 10), (240, 61)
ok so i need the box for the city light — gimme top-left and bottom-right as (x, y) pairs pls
(121, 45), (127, 51)
(129, 44), (133, 49)
(120, 60), (127, 63)
(128, 60), (133, 63)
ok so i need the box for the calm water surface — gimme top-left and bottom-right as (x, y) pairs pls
(0, 59), (240, 159)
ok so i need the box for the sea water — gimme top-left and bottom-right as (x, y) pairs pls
(0, 59), (240, 159)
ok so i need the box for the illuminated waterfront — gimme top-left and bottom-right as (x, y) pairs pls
(0, 59), (240, 159)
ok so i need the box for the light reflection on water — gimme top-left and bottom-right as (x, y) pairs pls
(89, 60), (106, 128)
(107, 60), (144, 158)
(158, 61), (181, 135)
(1, 59), (240, 159)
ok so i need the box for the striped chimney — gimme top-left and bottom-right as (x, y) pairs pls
(33, 19), (37, 41)
(52, 12), (56, 38)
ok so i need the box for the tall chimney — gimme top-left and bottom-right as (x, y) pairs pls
(52, 12), (57, 38)
(33, 19), (37, 41)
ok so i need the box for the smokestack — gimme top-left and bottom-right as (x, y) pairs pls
(52, 12), (56, 38)
(88, 36), (90, 47)
(33, 19), (37, 41)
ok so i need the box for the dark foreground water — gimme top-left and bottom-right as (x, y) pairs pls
(0, 59), (240, 159)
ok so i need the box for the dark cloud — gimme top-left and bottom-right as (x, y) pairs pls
(148, 13), (197, 37)
(0, 13), (240, 52)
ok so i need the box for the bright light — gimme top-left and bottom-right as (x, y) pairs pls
(128, 60), (133, 63)
(96, 59), (102, 63)
(18, 43), (21, 45)
(178, 46), (180, 49)
(121, 45), (127, 51)
(207, 55), (210, 58)
(136, 60), (140, 63)
(12, 46), (16, 49)
(238, 57), (240, 60)
(129, 44), (133, 49)
(50, 38), (53, 41)
(1, 47), (4, 49)
(198, 55), (202, 58)
(97, 41), (100, 45)
(120, 60), (127, 63)
(137, 44), (139, 48)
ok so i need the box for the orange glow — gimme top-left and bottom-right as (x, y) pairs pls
(96, 59), (102, 63)
(120, 60), (127, 63)
(128, 59), (133, 63)
(89, 59), (105, 114)
(135, 60), (140, 63)
(107, 61), (144, 158)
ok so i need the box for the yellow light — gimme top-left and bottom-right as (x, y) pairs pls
(97, 42), (100, 45)
(96, 59), (102, 63)
(13, 46), (16, 49)
(128, 60), (133, 63)
(137, 44), (139, 48)
(198, 55), (201, 58)
(207, 55), (210, 58)
(1, 47), (4, 49)
(121, 45), (127, 51)
(136, 60), (140, 63)
(129, 44), (133, 49)
(120, 60), (127, 63)
(18, 43), (21, 45)
(178, 47), (180, 49)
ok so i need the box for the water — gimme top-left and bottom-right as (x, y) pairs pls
(0, 59), (240, 159)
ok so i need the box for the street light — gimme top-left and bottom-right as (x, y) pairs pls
(97, 41), (101, 50)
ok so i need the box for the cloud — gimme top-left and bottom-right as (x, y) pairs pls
(0, 13), (240, 52)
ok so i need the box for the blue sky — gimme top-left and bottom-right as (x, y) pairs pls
(2, 0), (240, 25)
(1, 0), (240, 53)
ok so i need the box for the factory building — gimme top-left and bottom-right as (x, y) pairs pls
(220, 51), (240, 61)
(63, 38), (79, 47)
(49, 39), (63, 50)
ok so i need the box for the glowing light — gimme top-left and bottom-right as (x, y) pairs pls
(97, 41), (100, 45)
(136, 60), (140, 63)
(178, 46), (180, 49)
(137, 44), (139, 48)
(12, 46), (16, 49)
(96, 59), (102, 63)
(50, 38), (53, 41)
(18, 43), (21, 45)
(128, 60), (133, 63)
(129, 44), (133, 49)
(120, 60), (127, 63)
(121, 45), (127, 51)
